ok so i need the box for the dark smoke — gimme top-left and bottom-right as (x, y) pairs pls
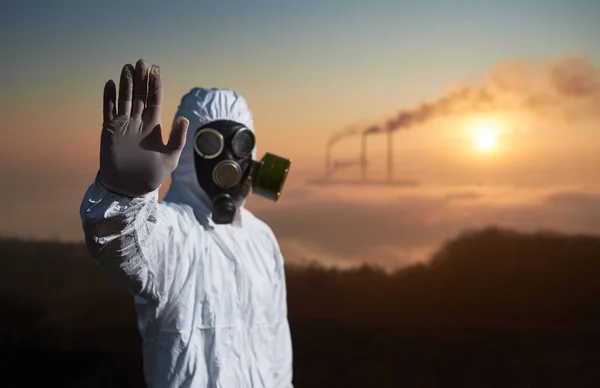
(326, 118), (376, 148)
(329, 55), (600, 143)
(327, 124), (362, 147)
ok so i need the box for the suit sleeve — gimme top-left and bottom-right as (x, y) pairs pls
(79, 177), (182, 301)
(270, 233), (294, 387)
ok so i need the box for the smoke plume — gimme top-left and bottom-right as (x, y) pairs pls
(327, 118), (380, 147)
(329, 55), (600, 144)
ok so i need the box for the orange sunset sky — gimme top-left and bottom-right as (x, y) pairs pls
(1, 0), (599, 269)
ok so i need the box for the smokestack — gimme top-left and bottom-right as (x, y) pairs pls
(387, 129), (393, 181)
(361, 133), (367, 181)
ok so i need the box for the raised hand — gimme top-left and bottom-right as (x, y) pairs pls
(99, 59), (189, 197)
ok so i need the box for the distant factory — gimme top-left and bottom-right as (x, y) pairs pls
(310, 126), (419, 186)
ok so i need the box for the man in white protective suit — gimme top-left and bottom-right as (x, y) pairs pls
(80, 59), (294, 388)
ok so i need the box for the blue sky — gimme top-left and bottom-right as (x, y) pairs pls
(2, 0), (598, 97)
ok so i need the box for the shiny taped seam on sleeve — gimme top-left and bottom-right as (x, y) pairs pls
(81, 179), (161, 300)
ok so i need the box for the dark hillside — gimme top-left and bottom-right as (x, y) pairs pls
(1, 226), (599, 387)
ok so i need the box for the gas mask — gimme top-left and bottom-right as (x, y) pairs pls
(193, 120), (291, 224)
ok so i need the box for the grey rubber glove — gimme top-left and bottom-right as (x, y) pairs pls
(99, 59), (190, 197)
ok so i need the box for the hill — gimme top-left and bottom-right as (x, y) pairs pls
(1, 226), (599, 387)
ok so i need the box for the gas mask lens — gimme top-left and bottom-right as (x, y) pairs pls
(193, 128), (224, 159)
(231, 128), (256, 158)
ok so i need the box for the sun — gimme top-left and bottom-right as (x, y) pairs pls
(474, 126), (498, 151)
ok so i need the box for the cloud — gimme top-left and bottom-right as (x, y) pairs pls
(444, 191), (482, 201)
(545, 190), (600, 208)
(2, 168), (600, 271)
(254, 185), (600, 270)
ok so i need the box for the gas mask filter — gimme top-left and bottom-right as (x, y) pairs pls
(192, 120), (291, 225)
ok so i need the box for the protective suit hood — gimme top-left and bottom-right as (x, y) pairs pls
(163, 88), (256, 228)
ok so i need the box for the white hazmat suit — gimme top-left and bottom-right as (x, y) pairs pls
(80, 88), (294, 388)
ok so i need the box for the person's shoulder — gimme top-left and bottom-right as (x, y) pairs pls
(243, 209), (276, 240)
(242, 209), (285, 267)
